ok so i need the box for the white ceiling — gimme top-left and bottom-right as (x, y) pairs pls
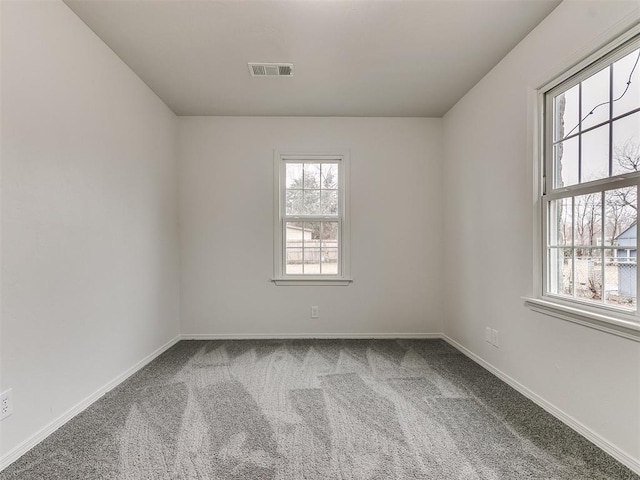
(64, 0), (560, 117)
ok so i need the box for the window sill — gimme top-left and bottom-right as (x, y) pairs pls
(271, 277), (353, 286)
(523, 297), (640, 342)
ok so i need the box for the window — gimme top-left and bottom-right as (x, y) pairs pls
(272, 152), (351, 285)
(537, 30), (640, 334)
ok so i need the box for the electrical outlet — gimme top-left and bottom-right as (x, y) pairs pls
(485, 327), (492, 343)
(311, 306), (319, 319)
(491, 329), (499, 348)
(1, 389), (13, 421)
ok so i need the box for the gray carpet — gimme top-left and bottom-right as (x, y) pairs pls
(1, 339), (637, 479)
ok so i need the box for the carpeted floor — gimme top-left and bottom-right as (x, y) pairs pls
(1, 339), (637, 479)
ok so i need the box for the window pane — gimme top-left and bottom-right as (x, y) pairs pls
(300, 222), (320, 275)
(321, 163), (338, 189)
(285, 222), (307, 248)
(581, 125), (609, 182)
(575, 248), (603, 302)
(321, 248), (338, 274)
(612, 48), (640, 118)
(319, 222), (338, 275)
(303, 249), (321, 274)
(303, 190), (321, 214)
(605, 187), (637, 246)
(554, 136), (579, 187)
(303, 163), (320, 189)
(286, 190), (304, 215)
(286, 163), (303, 189)
(321, 221), (338, 244)
(320, 190), (338, 215)
(549, 198), (572, 246)
(548, 247), (573, 296)
(554, 84), (580, 141)
(574, 193), (602, 246)
(612, 112), (640, 175)
(581, 66), (611, 130)
(285, 248), (303, 274)
(605, 248), (637, 309)
(303, 222), (321, 242)
(607, 196), (637, 308)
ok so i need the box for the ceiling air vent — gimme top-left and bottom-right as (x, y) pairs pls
(278, 65), (292, 76)
(248, 63), (294, 77)
(251, 64), (266, 76)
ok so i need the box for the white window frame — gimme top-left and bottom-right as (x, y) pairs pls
(526, 27), (640, 342)
(272, 151), (352, 286)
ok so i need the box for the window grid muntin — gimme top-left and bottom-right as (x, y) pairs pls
(578, 81), (583, 183)
(609, 62), (614, 177)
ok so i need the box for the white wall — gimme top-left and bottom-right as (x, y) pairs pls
(2, 0), (637, 472)
(443, 0), (640, 468)
(0, 0), (180, 459)
(179, 117), (442, 336)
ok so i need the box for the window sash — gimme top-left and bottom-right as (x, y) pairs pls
(282, 220), (342, 277)
(544, 35), (640, 196)
(542, 182), (640, 317)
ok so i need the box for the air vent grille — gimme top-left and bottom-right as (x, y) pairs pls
(251, 64), (266, 76)
(248, 63), (294, 77)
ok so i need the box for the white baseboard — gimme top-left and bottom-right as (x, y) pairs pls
(180, 333), (442, 340)
(441, 334), (640, 476)
(0, 335), (181, 472)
